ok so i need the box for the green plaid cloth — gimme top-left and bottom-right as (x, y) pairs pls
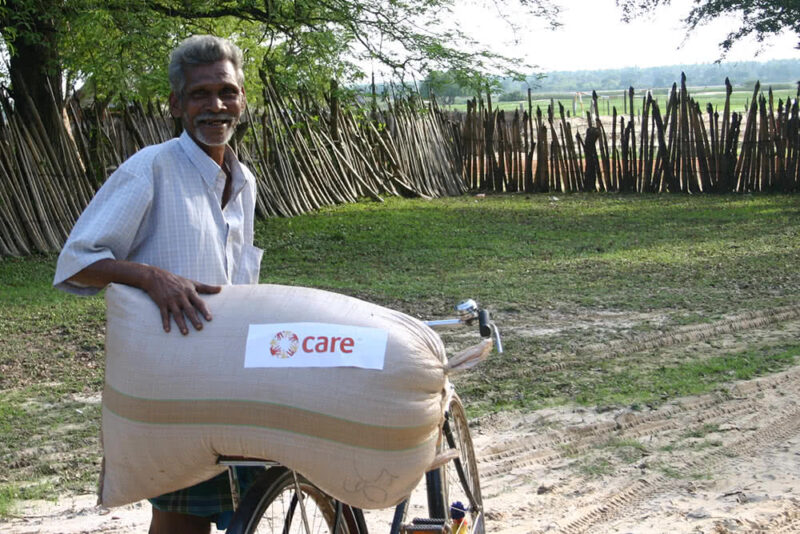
(149, 466), (263, 530)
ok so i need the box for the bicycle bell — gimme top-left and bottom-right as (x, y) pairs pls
(455, 299), (479, 322)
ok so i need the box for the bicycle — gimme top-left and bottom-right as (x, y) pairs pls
(221, 299), (502, 534)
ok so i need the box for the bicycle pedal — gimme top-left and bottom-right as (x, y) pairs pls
(401, 518), (448, 534)
(412, 518), (446, 525)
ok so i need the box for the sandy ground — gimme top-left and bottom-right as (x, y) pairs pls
(473, 367), (800, 534)
(4, 317), (800, 534)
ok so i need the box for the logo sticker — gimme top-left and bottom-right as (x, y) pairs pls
(270, 330), (300, 359)
(245, 323), (388, 369)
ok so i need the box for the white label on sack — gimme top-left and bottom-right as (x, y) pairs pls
(244, 323), (388, 369)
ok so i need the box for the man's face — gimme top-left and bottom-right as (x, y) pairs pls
(169, 59), (245, 150)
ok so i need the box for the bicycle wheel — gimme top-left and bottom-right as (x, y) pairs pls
(431, 395), (484, 534)
(227, 467), (366, 534)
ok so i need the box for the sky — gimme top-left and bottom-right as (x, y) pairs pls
(452, 0), (800, 72)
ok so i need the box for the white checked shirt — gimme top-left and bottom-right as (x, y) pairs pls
(54, 131), (263, 294)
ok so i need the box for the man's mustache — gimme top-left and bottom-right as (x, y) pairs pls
(193, 112), (239, 125)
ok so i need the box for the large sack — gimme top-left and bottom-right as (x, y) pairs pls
(101, 284), (447, 510)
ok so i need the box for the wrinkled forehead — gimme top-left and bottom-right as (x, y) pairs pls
(181, 59), (243, 93)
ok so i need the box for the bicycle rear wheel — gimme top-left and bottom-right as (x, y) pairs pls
(226, 467), (366, 534)
(431, 394), (484, 534)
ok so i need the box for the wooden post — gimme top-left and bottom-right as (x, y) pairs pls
(628, 87), (637, 192)
(611, 106), (618, 191)
(638, 93), (649, 192)
(583, 127), (601, 192)
(734, 82), (761, 191)
(496, 110), (507, 192)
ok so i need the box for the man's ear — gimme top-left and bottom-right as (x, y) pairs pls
(168, 92), (181, 118)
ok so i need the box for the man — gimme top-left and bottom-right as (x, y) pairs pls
(54, 35), (263, 533)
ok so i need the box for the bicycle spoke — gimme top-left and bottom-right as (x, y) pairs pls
(292, 471), (314, 534)
(444, 419), (479, 512)
(436, 396), (484, 534)
(281, 493), (298, 534)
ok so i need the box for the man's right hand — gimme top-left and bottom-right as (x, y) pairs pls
(67, 259), (221, 335)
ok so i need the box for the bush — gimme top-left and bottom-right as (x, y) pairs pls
(498, 90), (525, 102)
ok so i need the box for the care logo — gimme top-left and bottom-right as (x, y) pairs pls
(246, 322), (388, 370)
(269, 330), (300, 359)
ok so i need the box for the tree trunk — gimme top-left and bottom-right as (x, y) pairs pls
(5, 1), (64, 138)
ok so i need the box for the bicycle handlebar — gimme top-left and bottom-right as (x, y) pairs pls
(478, 309), (491, 338)
(424, 299), (503, 354)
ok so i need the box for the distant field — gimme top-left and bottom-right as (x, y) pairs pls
(445, 84), (799, 118)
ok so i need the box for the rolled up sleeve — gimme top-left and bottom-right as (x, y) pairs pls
(54, 169), (154, 295)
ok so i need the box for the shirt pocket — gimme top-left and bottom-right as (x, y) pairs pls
(233, 244), (264, 285)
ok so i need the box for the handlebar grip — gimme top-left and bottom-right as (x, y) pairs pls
(478, 309), (491, 338)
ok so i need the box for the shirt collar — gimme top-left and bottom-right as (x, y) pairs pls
(178, 130), (247, 197)
(223, 150), (247, 198)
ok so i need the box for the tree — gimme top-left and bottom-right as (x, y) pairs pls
(0, 0), (65, 135)
(617, 0), (800, 55)
(419, 70), (494, 104)
(0, 0), (561, 134)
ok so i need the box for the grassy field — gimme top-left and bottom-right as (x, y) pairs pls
(445, 85), (798, 117)
(1, 193), (799, 514)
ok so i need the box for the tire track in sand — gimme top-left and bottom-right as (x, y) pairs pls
(474, 305), (800, 533)
(478, 367), (800, 479)
(548, 408), (800, 534)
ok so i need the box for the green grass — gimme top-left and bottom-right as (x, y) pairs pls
(446, 87), (798, 117)
(1, 192), (799, 512)
(575, 438), (649, 480)
(683, 424), (720, 439)
(255, 194), (800, 316)
(577, 457), (613, 478)
(564, 346), (800, 408)
(601, 438), (649, 463)
(0, 484), (13, 517)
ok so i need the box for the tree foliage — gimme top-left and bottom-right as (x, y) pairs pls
(0, 0), (560, 111)
(418, 69), (513, 104)
(617, 0), (800, 55)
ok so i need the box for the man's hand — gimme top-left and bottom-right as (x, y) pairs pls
(67, 259), (221, 335)
(141, 267), (221, 335)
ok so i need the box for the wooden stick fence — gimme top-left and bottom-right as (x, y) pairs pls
(1, 74), (798, 258)
(0, 84), (465, 257)
(455, 74), (800, 194)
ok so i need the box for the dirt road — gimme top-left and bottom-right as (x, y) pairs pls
(475, 365), (800, 533)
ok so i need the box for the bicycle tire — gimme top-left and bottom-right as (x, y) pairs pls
(430, 394), (484, 534)
(226, 467), (366, 534)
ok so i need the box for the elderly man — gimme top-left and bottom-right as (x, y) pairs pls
(54, 35), (262, 533)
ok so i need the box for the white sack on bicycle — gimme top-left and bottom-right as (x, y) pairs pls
(100, 283), (447, 510)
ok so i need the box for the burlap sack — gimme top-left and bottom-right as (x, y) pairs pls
(101, 283), (447, 510)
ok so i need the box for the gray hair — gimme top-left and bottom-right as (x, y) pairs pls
(168, 35), (244, 95)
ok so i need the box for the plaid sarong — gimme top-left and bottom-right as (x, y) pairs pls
(149, 466), (263, 531)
